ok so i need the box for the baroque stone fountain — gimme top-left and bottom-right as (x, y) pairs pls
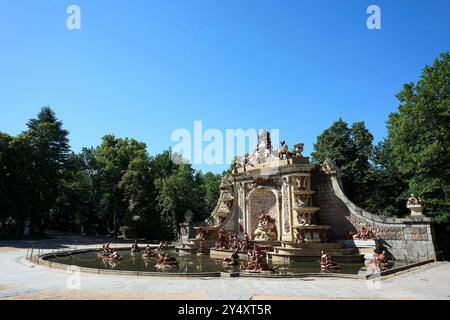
(178, 130), (374, 268)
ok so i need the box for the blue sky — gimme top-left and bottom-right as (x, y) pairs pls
(0, 0), (449, 173)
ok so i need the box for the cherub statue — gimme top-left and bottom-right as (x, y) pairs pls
(278, 141), (291, 160)
(293, 143), (304, 157)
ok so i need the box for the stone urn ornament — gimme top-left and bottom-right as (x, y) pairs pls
(406, 194), (424, 216)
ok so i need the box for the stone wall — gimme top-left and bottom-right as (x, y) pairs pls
(312, 168), (436, 261)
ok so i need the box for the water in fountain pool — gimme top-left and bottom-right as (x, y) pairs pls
(44, 249), (399, 275)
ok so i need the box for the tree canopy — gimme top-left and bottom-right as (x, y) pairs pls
(312, 52), (449, 258)
(386, 52), (450, 223)
(0, 107), (224, 240)
(311, 118), (373, 206)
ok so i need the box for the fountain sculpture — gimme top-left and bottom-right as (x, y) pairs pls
(240, 232), (250, 251)
(222, 248), (240, 267)
(350, 225), (376, 240)
(131, 240), (140, 253)
(215, 229), (228, 249)
(142, 245), (156, 258)
(155, 252), (179, 271)
(368, 249), (391, 271)
(245, 246), (276, 273)
(177, 129), (435, 271)
(254, 213), (277, 241)
(196, 240), (207, 256)
(320, 250), (341, 273)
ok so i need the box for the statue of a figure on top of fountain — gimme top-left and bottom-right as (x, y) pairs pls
(246, 129), (279, 165)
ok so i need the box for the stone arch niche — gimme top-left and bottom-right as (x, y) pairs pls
(247, 188), (280, 240)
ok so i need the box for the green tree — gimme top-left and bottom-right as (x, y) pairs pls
(50, 152), (97, 233)
(201, 171), (222, 216)
(119, 153), (154, 238)
(155, 163), (204, 239)
(8, 107), (71, 236)
(0, 133), (15, 234)
(311, 118), (373, 206)
(1, 110), (226, 241)
(94, 135), (148, 236)
(150, 149), (179, 179)
(386, 53), (450, 220)
(385, 52), (450, 257)
(363, 141), (409, 217)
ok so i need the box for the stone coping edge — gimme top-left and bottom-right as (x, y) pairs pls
(239, 272), (365, 280)
(330, 176), (432, 225)
(365, 259), (436, 280)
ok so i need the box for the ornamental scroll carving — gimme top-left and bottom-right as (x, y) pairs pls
(244, 178), (282, 196)
(406, 227), (429, 241)
(347, 215), (404, 240)
(238, 182), (244, 221)
(347, 214), (429, 241)
(282, 177), (290, 233)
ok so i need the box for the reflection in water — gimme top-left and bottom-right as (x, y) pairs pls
(142, 256), (151, 268)
(196, 256), (204, 272)
(130, 252), (138, 265)
(100, 257), (120, 269)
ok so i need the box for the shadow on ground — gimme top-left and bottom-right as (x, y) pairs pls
(0, 231), (149, 250)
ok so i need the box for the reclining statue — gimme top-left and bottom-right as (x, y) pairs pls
(254, 213), (277, 241)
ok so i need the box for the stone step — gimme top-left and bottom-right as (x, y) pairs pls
(185, 239), (215, 245)
(337, 239), (377, 248)
(209, 249), (248, 260)
(274, 247), (356, 256)
(281, 242), (342, 249)
(176, 247), (198, 255)
(180, 239), (216, 249)
(268, 252), (365, 264)
(249, 240), (282, 247)
(179, 243), (200, 249)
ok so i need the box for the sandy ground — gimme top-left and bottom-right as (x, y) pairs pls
(2, 290), (204, 300)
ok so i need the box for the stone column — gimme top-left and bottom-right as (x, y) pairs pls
(281, 176), (292, 241)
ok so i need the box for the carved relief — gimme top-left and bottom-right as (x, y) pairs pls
(282, 177), (290, 233)
(374, 227), (405, 241)
(244, 182), (255, 195)
(254, 177), (281, 189)
(407, 227), (429, 241)
(294, 194), (313, 207)
(245, 178), (281, 197)
(284, 219), (290, 233)
(249, 189), (278, 239)
(347, 214), (404, 241)
(320, 159), (339, 176)
(238, 183), (244, 221)
(294, 176), (308, 190)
